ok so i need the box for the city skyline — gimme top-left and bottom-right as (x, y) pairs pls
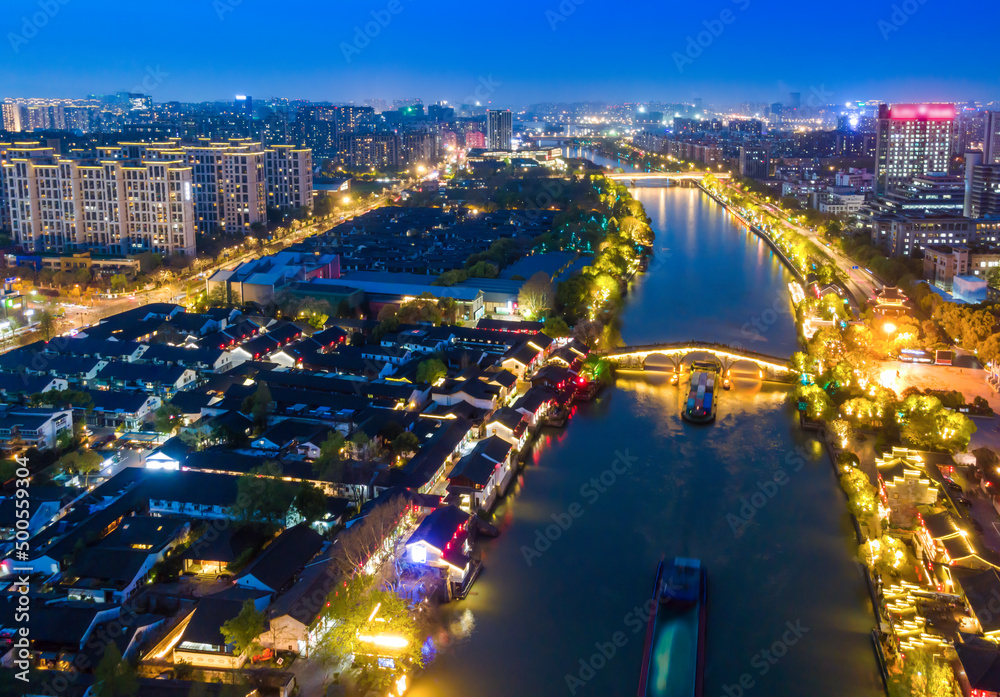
(4, 0), (999, 106)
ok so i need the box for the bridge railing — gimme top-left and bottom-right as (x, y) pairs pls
(599, 340), (792, 367)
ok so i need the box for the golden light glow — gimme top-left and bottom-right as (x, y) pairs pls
(357, 633), (409, 649)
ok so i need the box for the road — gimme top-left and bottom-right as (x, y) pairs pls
(32, 195), (397, 337)
(754, 199), (883, 303)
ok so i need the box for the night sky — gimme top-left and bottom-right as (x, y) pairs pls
(3, 0), (997, 105)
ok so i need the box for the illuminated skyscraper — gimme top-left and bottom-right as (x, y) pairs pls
(875, 103), (955, 196)
(487, 110), (513, 152)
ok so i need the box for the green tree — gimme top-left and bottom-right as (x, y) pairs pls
(840, 467), (877, 519)
(518, 271), (555, 320)
(38, 310), (56, 341)
(794, 384), (833, 420)
(859, 534), (906, 576)
(988, 266), (1000, 289)
(466, 260), (499, 278)
(437, 297), (459, 325)
(229, 461), (293, 527)
(980, 333), (1000, 369)
(221, 599), (266, 658)
(432, 269), (468, 287)
(292, 481), (328, 524)
(313, 432), (346, 480)
(241, 383), (272, 431)
(888, 647), (958, 697)
(153, 402), (184, 434)
(110, 274), (129, 293)
(93, 643), (138, 697)
(543, 316), (571, 338)
(391, 431), (420, 459)
(415, 358), (447, 384)
(315, 575), (425, 675)
(29, 389), (93, 410)
(350, 431), (373, 461)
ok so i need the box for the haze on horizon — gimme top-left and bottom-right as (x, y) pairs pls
(3, 0), (997, 107)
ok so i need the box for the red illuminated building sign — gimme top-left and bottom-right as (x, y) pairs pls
(885, 103), (956, 121)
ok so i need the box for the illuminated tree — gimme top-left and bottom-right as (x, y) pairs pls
(221, 600), (266, 658)
(888, 647), (959, 697)
(830, 419), (854, 448)
(314, 574), (424, 687)
(794, 383), (833, 420)
(859, 534), (906, 576)
(518, 271), (555, 320)
(840, 467), (877, 519)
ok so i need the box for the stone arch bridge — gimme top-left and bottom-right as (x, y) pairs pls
(598, 341), (795, 382)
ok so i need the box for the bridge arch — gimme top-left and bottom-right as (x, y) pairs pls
(598, 342), (794, 382)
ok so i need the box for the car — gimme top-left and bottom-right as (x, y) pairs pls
(956, 497), (972, 507)
(946, 481), (963, 493)
(216, 573), (232, 582)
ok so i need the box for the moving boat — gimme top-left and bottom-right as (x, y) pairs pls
(637, 558), (707, 697)
(682, 362), (719, 423)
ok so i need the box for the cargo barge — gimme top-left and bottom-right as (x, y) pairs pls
(682, 362), (719, 423)
(637, 557), (707, 697)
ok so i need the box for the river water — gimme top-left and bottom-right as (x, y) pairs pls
(408, 148), (881, 697)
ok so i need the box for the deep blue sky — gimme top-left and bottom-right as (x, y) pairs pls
(3, 0), (997, 106)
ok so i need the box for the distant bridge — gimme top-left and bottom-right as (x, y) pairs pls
(605, 172), (732, 183)
(598, 341), (795, 381)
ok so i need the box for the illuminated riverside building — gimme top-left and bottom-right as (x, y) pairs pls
(875, 103), (955, 196)
(2, 145), (196, 257)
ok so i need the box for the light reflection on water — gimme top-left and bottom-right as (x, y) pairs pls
(408, 155), (879, 697)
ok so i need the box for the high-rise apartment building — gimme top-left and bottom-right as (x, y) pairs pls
(875, 103), (955, 196)
(265, 146), (313, 212)
(487, 110), (513, 151)
(1, 98), (103, 133)
(338, 133), (399, 169)
(400, 132), (437, 166)
(966, 158), (1000, 219)
(2, 145), (196, 257)
(86, 138), (309, 236)
(739, 144), (771, 179)
(235, 95), (253, 118)
(983, 111), (1000, 165)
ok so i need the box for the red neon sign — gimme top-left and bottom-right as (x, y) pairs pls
(887, 103), (955, 121)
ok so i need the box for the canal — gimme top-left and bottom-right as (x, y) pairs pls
(408, 149), (881, 697)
